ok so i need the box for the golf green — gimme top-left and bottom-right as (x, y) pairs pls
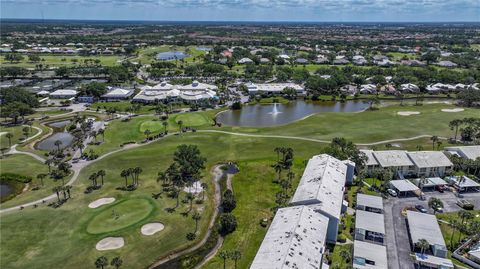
(139, 120), (164, 133)
(86, 198), (154, 234)
(172, 113), (211, 126)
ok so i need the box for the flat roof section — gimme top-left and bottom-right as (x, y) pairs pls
(390, 180), (420, 192)
(250, 205), (329, 269)
(353, 240), (388, 269)
(355, 210), (385, 235)
(359, 150), (379, 166)
(413, 177), (447, 187)
(413, 253), (454, 269)
(356, 193), (383, 211)
(290, 154), (347, 220)
(373, 150), (414, 167)
(406, 211), (447, 248)
(407, 151), (453, 168)
(445, 146), (480, 160)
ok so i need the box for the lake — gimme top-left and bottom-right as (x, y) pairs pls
(216, 100), (371, 127)
(36, 132), (75, 151)
(0, 184), (12, 198)
(156, 51), (188, 61)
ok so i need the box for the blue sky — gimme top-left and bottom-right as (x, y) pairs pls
(1, 0), (479, 22)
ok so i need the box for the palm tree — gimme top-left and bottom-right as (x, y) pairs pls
(449, 219), (460, 249)
(95, 256), (108, 269)
(177, 120), (183, 133)
(89, 173), (98, 187)
(457, 210), (474, 242)
(37, 173), (47, 186)
(230, 250), (241, 269)
(45, 158), (54, 172)
(110, 256), (123, 269)
(133, 167), (142, 186)
(157, 171), (167, 185)
(449, 119), (463, 142)
(97, 170), (106, 186)
(192, 211), (201, 233)
(339, 249), (352, 263)
(428, 197), (443, 213)
(219, 250), (230, 269)
(162, 121), (168, 134)
(201, 182), (208, 200)
(430, 136), (438, 150)
(98, 128), (105, 142)
(416, 239), (430, 254)
(144, 129), (151, 140)
(64, 185), (72, 199)
(52, 186), (61, 202)
(5, 133), (13, 147)
(274, 147), (283, 162)
(120, 169), (130, 187)
(54, 140), (63, 151)
(90, 130), (98, 143)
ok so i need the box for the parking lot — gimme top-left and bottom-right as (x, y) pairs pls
(383, 191), (480, 269)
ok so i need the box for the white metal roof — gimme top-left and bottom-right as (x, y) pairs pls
(250, 205), (329, 269)
(102, 88), (133, 97)
(49, 89), (77, 96)
(373, 150), (414, 167)
(390, 180), (419, 192)
(444, 146), (480, 161)
(359, 150), (379, 166)
(407, 211), (446, 247)
(355, 210), (385, 234)
(413, 177), (447, 187)
(407, 151), (453, 168)
(356, 194), (383, 211)
(413, 253), (454, 268)
(290, 154), (347, 220)
(353, 240), (388, 269)
(446, 176), (480, 188)
(248, 83), (304, 93)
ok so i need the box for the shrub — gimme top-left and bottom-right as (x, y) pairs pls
(337, 234), (347, 243)
(218, 213), (237, 236)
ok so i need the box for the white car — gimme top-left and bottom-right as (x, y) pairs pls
(387, 189), (397, 197)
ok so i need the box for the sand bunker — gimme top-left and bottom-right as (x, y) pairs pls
(441, 108), (464, 112)
(183, 181), (203, 194)
(88, 197), (115, 209)
(397, 111), (421, 116)
(96, 237), (124, 251)
(141, 223), (165, 235)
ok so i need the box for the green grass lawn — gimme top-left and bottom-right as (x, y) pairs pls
(217, 103), (479, 143)
(0, 55), (121, 68)
(0, 132), (325, 269)
(86, 110), (217, 155)
(0, 125), (41, 149)
(0, 154), (62, 209)
(328, 243), (353, 268)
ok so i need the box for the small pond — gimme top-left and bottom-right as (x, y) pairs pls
(156, 51), (188, 61)
(0, 184), (12, 198)
(37, 132), (74, 151)
(47, 120), (71, 129)
(217, 100), (371, 127)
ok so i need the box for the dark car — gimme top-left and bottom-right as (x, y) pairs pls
(415, 204), (428, 213)
(436, 185), (445, 193)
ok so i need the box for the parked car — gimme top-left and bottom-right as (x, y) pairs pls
(415, 204), (428, 213)
(457, 200), (474, 210)
(436, 185), (445, 193)
(432, 205), (444, 213)
(387, 189), (397, 197)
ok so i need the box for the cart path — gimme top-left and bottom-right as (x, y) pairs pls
(197, 130), (447, 146)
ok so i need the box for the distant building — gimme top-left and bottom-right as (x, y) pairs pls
(238, 57), (253, 64)
(246, 82), (304, 95)
(49, 89), (78, 99)
(77, 96), (95, 103)
(353, 240), (388, 269)
(436, 60), (458, 68)
(133, 80), (217, 103)
(356, 194), (383, 214)
(399, 83), (420, 93)
(101, 88), (134, 101)
(355, 210), (385, 245)
(444, 146), (480, 161)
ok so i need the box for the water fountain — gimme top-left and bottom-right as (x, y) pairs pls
(269, 103), (281, 115)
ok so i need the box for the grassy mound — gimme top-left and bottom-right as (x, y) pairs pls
(86, 198), (154, 234)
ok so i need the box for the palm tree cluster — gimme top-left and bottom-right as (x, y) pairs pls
(119, 167), (143, 191)
(447, 210), (479, 250)
(449, 155), (480, 178)
(449, 118), (480, 144)
(218, 250), (242, 269)
(50, 185), (72, 207)
(369, 168), (394, 193)
(272, 147), (295, 208)
(85, 170), (106, 193)
(94, 256), (123, 269)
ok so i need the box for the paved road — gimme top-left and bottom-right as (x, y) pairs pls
(384, 191), (480, 269)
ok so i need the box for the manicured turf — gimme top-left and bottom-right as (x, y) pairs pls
(0, 132), (323, 269)
(0, 154), (58, 209)
(0, 55), (121, 68)
(86, 198), (154, 234)
(0, 125), (40, 149)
